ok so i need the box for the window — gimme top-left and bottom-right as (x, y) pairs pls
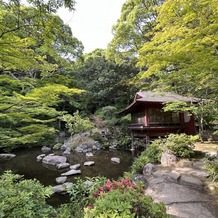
(132, 112), (145, 124)
(149, 108), (179, 124)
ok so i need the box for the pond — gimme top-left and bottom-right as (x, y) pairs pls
(0, 148), (134, 206)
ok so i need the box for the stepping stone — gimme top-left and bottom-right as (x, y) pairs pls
(42, 155), (67, 166)
(111, 157), (120, 164)
(84, 161), (95, 166)
(52, 182), (73, 194)
(61, 169), (81, 176)
(0, 154), (16, 159)
(86, 152), (93, 157)
(180, 175), (204, 190)
(70, 164), (80, 170)
(56, 176), (67, 184)
(56, 163), (70, 169)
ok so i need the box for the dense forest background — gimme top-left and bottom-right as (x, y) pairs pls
(0, 0), (218, 152)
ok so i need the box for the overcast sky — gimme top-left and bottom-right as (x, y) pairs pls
(58, 0), (126, 53)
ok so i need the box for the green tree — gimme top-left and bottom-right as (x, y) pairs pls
(74, 50), (138, 113)
(61, 111), (93, 135)
(0, 1), (83, 77)
(106, 0), (164, 64)
(138, 0), (218, 97)
(0, 74), (83, 151)
(137, 0), (218, 129)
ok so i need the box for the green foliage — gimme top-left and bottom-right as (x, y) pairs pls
(131, 143), (163, 173)
(67, 176), (108, 217)
(155, 134), (199, 158)
(205, 159), (218, 182)
(0, 171), (55, 218)
(138, 0), (218, 103)
(95, 106), (119, 127)
(74, 54), (138, 113)
(61, 111), (93, 135)
(131, 134), (199, 173)
(84, 177), (169, 218)
(0, 74), (84, 151)
(139, 0), (218, 76)
(106, 0), (164, 64)
(0, 1), (83, 74)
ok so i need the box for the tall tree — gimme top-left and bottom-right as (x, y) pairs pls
(138, 0), (218, 98)
(106, 0), (164, 64)
(74, 49), (139, 113)
(0, 0), (83, 78)
(0, 74), (83, 151)
(137, 0), (218, 131)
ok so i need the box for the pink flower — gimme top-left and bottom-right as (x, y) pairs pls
(106, 180), (112, 191)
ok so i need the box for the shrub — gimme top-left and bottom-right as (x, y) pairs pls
(0, 171), (55, 218)
(205, 160), (218, 182)
(159, 134), (199, 158)
(131, 143), (163, 173)
(84, 177), (169, 218)
(61, 111), (93, 135)
(67, 176), (108, 217)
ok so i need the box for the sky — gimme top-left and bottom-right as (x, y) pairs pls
(58, 0), (126, 53)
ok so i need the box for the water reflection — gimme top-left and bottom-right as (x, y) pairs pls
(0, 148), (134, 186)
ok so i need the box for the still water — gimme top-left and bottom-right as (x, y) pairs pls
(0, 148), (134, 206)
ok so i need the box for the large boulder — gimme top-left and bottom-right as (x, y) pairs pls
(161, 152), (177, 166)
(42, 155), (67, 166)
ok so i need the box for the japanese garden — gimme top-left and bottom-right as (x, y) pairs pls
(0, 0), (218, 217)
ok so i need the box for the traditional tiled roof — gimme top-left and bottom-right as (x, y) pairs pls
(120, 91), (200, 114)
(135, 91), (199, 103)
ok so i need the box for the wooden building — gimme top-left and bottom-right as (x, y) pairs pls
(121, 91), (199, 145)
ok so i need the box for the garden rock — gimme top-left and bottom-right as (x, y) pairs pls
(42, 155), (67, 166)
(36, 154), (46, 161)
(56, 176), (67, 184)
(132, 174), (148, 187)
(0, 154), (16, 159)
(86, 152), (93, 157)
(70, 164), (80, 170)
(92, 142), (103, 150)
(111, 157), (120, 164)
(193, 161), (206, 170)
(84, 161), (95, 166)
(176, 159), (193, 167)
(145, 161), (218, 218)
(41, 146), (51, 152)
(161, 152), (177, 166)
(52, 182), (73, 194)
(75, 144), (92, 153)
(61, 169), (81, 176)
(56, 163), (70, 170)
(60, 143), (68, 151)
(143, 163), (154, 176)
(63, 150), (71, 155)
(180, 175), (204, 190)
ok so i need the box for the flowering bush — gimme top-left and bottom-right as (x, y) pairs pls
(84, 177), (169, 218)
